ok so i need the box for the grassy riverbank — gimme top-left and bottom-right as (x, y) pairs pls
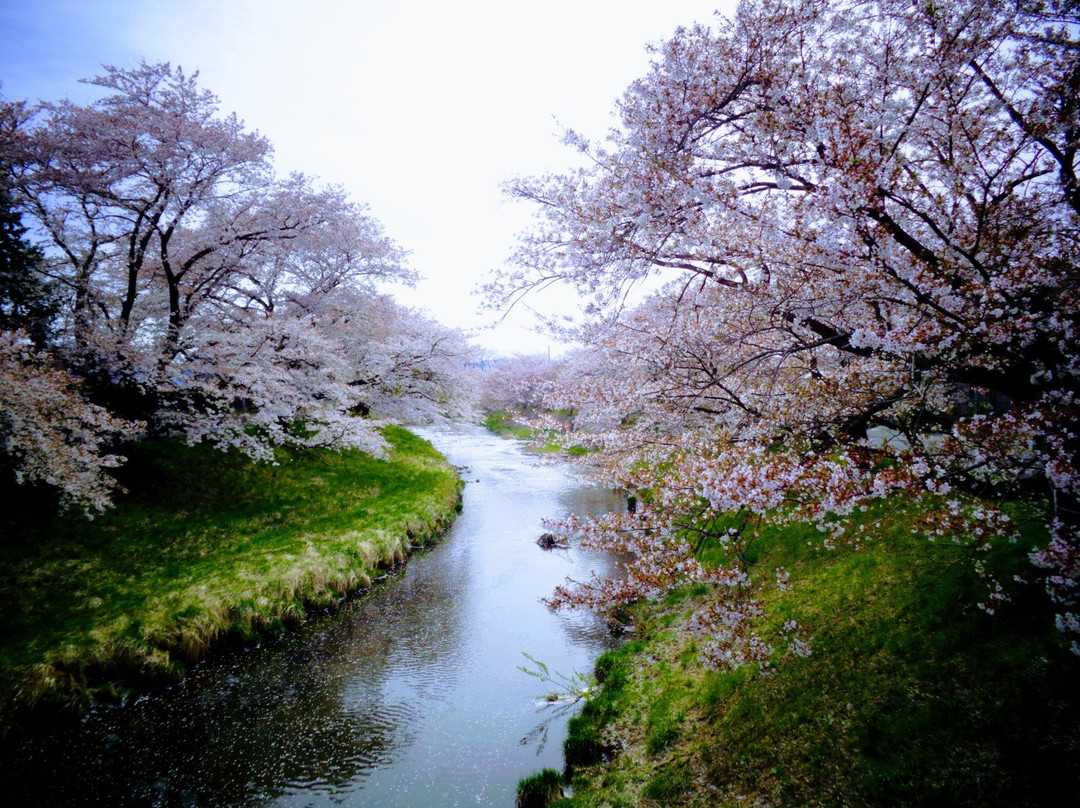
(483, 409), (591, 456)
(0, 425), (461, 734)
(532, 502), (1080, 807)
(484, 409), (537, 441)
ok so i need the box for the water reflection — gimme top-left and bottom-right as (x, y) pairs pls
(1, 424), (623, 807)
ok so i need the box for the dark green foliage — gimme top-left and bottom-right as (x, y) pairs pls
(563, 715), (609, 767)
(0, 185), (55, 347)
(592, 649), (620, 685)
(560, 642), (641, 775)
(0, 180), (63, 496)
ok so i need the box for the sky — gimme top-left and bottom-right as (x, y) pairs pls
(0, 0), (734, 356)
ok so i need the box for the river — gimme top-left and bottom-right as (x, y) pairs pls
(1, 423), (623, 807)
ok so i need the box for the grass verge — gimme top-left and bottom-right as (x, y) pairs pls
(542, 501), (1080, 807)
(0, 424), (462, 736)
(483, 409), (592, 456)
(484, 409), (541, 441)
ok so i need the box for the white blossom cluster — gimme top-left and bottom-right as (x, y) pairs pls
(0, 331), (136, 512)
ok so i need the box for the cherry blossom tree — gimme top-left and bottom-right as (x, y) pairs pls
(1, 63), (475, 508)
(478, 352), (562, 415)
(0, 330), (135, 512)
(497, 0), (1080, 659)
(333, 294), (480, 423)
(1, 103), (123, 512)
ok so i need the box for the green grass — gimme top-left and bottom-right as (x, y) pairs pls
(483, 409), (593, 455)
(549, 500), (1080, 807)
(484, 409), (537, 440)
(515, 768), (565, 808)
(0, 425), (461, 732)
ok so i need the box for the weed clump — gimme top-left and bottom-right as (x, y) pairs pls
(642, 764), (692, 801)
(515, 768), (564, 808)
(563, 714), (608, 768)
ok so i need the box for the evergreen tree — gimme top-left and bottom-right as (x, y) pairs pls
(0, 183), (55, 347)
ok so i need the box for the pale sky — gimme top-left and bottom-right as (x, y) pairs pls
(0, 0), (733, 356)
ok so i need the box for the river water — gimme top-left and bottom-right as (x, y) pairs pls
(1, 423), (623, 807)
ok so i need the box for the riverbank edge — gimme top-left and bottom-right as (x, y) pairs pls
(518, 505), (1080, 808)
(0, 427), (464, 740)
